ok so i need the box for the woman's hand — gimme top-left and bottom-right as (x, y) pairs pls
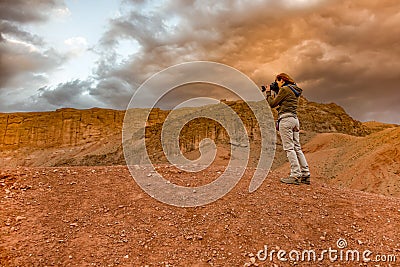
(261, 85), (271, 93)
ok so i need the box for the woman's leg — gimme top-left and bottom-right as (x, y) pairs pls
(279, 117), (301, 178)
(293, 118), (310, 177)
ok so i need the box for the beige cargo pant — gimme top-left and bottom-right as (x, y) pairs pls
(278, 116), (310, 178)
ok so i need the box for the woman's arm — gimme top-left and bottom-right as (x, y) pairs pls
(266, 87), (289, 108)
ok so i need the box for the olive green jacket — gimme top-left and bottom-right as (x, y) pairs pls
(266, 84), (303, 117)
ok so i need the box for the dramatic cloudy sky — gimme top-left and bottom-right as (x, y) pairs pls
(0, 0), (399, 123)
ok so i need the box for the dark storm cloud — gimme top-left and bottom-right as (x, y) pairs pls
(93, 0), (308, 108)
(89, 77), (133, 109)
(15, 79), (106, 111)
(37, 79), (91, 106)
(0, 0), (66, 91)
(0, 0), (63, 23)
(154, 83), (241, 110)
(1, 0), (398, 123)
(279, 0), (400, 123)
(0, 0), (60, 45)
(91, 0), (399, 123)
(0, 41), (65, 89)
(0, 79), (100, 112)
(0, 21), (44, 45)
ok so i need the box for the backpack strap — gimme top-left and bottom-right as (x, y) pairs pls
(287, 85), (301, 97)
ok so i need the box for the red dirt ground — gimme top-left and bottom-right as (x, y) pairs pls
(1, 165), (399, 266)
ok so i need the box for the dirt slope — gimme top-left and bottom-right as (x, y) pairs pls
(363, 121), (399, 133)
(276, 127), (400, 197)
(1, 165), (400, 266)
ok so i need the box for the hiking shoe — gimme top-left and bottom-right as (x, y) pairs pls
(300, 175), (310, 185)
(280, 177), (300, 185)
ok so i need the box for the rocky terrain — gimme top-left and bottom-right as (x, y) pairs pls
(1, 165), (399, 266)
(1, 98), (399, 266)
(0, 98), (399, 198)
(0, 98), (371, 168)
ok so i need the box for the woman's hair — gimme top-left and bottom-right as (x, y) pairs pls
(276, 73), (296, 84)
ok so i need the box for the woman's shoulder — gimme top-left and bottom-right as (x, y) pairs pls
(283, 84), (302, 97)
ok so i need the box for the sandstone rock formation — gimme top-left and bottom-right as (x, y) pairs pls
(1, 98), (399, 197)
(0, 98), (373, 168)
(0, 108), (124, 149)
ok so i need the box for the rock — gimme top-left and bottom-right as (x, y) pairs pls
(297, 98), (370, 136)
(15, 216), (26, 222)
(0, 98), (370, 168)
(0, 108), (124, 149)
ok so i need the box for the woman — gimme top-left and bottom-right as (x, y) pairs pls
(265, 73), (310, 185)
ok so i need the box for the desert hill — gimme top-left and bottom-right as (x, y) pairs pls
(362, 121), (399, 133)
(0, 98), (399, 198)
(269, 124), (400, 197)
(0, 97), (370, 168)
(1, 100), (400, 266)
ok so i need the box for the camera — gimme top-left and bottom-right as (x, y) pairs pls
(269, 81), (280, 94)
(261, 81), (280, 94)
